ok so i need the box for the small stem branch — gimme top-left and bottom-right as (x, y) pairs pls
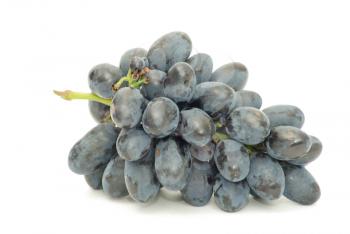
(212, 132), (229, 143)
(53, 90), (112, 106)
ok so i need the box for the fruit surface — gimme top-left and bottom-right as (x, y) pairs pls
(210, 62), (248, 91)
(186, 53), (213, 84)
(263, 105), (305, 129)
(102, 156), (128, 198)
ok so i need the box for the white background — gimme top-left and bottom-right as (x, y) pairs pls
(0, 0), (349, 233)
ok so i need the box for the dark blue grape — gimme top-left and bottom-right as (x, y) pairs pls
(164, 62), (196, 103)
(213, 175), (250, 212)
(214, 139), (250, 182)
(288, 136), (322, 165)
(116, 127), (153, 161)
(102, 156), (128, 198)
(179, 108), (215, 147)
(189, 142), (215, 162)
(283, 164), (321, 205)
(210, 62), (248, 91)
(191, 82), (236, 120)
(141, 69), (167, 100)
(262, 105), (305, 129)
(119, 48), (147, 75)
(124, 149), (160, 202)
(186, 53), (213, 84)
(88, 64), (123, 99)
(234, 90), (262, 109)
(181, 159), (215, 206)
(247, 153), (285, 200)
(155, 138), (192, 191)
(129, 56), (149, 73)
(225, 107), (270, 145)
(147, 31), (192, 71)
(266, 126), (312, 161)
(68, 123), (120, 175)
(84, 164), (107, 190)
(142, 97), (179, 138)
(111, 87), (147, 129)
(88, 101), (111, 123)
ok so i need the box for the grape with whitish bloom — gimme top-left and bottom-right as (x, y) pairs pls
(111, 87), (147, 129)
(186, 53), (213, 84)
(141, 69), (167, 100)
(88, 63), (123, 99)
(234, 90), (262, 109)
(288, 136), (322, 165)
(84, 164), (107, 190)
(262, 105), (305, 129)
(189, 142), (215, 162)
(210, 62), (248, 91)
(142, 97), (179, 138)
(119, 48), (147, 75)
(68, 123), (120, 175)
(102, 156), (128, 198)
(88, 101), (111, 123)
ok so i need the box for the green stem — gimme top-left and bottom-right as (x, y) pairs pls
(212, 132), (229, 143)
(53, 90), (112, 106)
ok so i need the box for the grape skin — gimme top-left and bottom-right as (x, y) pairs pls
(266, 126), (312, 161)
(84, 164), (107, 190)
(213, 175), (250, 212)
(164, 62), (197, 103)
(116, 127), (153, 161)
(124, 149), (160, 203)
(88, 63), (123, 99)
(142, 97), (179, 138)
(111, 87), (147, 129)
(262, 105), (305, 129)
(214, 139), (250, 182)
(189, 142), (215, 162)
(210, 62), (248, 91)
(234, 90), (262, 109)
(155, 138), (192, 191)
(141, 69), (167, 100)
(88, 101), (111, 123)
(68, 123), (120, 175)
(102, 156), (128, 198)
(225, 107), (270, 145)
(147, 31), (192, 71)
(179, 108), (215, 147)
(186, 53), (213, 84)
(247, 153), (285, 200)
(119, 48), (147, 75)
(288, 136), (322, 165)
(191, 82), (236, 120)
(181, 159), (215, 207)
(282, 164), (321, 205)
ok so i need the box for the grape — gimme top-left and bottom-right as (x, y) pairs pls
(84, 164), (107, 190)
(111, 87), (147, 129)
(102, 156), (128, 198)
(164, 62), (196, 103)
(266, 126), (312, 161)
(119, 48), (147, 75)
(283, 164), (321, 205)
(225, 107), (270, 145)
(213, 175), (250, 212)
(88, 63), (123, 99)
(116, 127), (153, 161)
(155, 137), (192, 190)
(189, 142), (215, 162)
(142, 97), (179, 138)
(246, 153), (285, 200)
(179, 108), (215, 147)
(214, 139), (250, 182)
(210, 62), (248, 91)
(181, 159), (215, 207)
(141, 69), (166, 100)
(88, 101), (111, 123)
(288, 136), (322, 165)
(234, 90), (262, 109)
(129, 56), (149, 73)
(124, 149), (160, 202)
(191, 82), (236, 120)
(262, 105), (305, 129)
(68, 123), (120, 175)
(186, 53), (213, 84)
(147, 31), (192, 71)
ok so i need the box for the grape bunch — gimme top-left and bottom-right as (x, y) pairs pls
(55, 32), (322, 212)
